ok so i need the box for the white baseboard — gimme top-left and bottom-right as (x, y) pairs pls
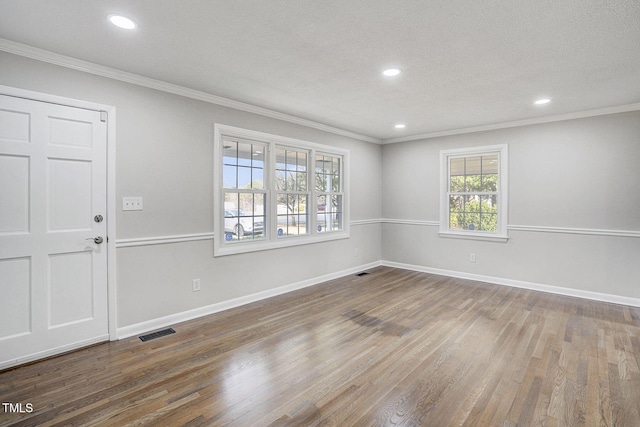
(117, 258), (640, 340)
(381, 260), (640, 308)
(117, 261), (382, 339)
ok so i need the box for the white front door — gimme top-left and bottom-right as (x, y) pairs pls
(0, 94), (109, 369)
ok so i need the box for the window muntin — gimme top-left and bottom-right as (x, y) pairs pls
(222, 140), (265, 190)
(214, 124), (349, 256)
(315, 154), (343, 232)
(440, 145), (508, 241)
(222, 138), (267, 241)
(276, 147), (309, 237)
(223, 193), (265, 241)
(448, 155), (499, 232)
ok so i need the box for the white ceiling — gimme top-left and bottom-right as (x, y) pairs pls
(1, 0), (639, 142)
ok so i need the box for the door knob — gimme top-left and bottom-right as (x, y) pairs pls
(86, 236), (104, 244)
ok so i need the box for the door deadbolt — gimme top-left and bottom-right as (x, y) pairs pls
(86, 236), (104, 244)
(94, 215), (104, 223)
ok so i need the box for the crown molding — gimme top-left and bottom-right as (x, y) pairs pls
(382, 103), (640, 144)
(0, 38), (381, 145)
(4, 38), (637, 147)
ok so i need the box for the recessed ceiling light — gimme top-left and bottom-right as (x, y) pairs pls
(383, 68), (402, 77)
(534, 98), (552, 105)
(109, 15), (137, 30)
(394, 124), (406, 129)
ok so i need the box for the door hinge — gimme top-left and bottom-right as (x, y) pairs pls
(100, 111), (107, 122)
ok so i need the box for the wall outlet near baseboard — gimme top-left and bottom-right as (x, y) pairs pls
(192, 278), (201, 292)
(469, 253), (476, 262)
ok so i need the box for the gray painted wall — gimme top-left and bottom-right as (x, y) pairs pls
(382, 112), (640, 299)
(1, 52), (383, 328)
(2, 50), (638, 333)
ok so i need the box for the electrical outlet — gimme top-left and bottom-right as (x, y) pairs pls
(192, 278), (201, 292)
(122, 197), (143, 211)
(469, 253), (476, 262)
(354, 248), (359, 257)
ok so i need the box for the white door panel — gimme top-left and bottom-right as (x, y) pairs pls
(0, 108), (30, 142)
(0, 257), (31, 339)
(49, 251), (94, 327)
(0, 94), (108, 369)
(48, 158), (93, 231)
(0, 154), (30, 233)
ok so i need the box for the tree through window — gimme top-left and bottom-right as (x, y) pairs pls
(214, 124), (350, 256)
(448, 155), (499, 232)
(440, 145), (508, 241)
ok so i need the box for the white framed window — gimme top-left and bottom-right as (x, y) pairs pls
(214, 124), (349, 256)
(275, 146), (310, 237)
(315, 153), (344, 233)
(222, 138), (267, 243)
(439, 144), (508, 242)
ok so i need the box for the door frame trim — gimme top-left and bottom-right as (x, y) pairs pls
(0, 84), (117, 341)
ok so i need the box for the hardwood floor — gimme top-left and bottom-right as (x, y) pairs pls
(1, 266), (640, 426)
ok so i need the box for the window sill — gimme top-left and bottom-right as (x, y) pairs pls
(214, 230), (350, 256)
(438, 231), (509, 243)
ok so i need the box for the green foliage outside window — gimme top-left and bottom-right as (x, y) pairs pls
(449, 156), (499, 232)
(449, 198), (498, 231)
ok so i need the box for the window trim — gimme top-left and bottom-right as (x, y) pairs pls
(439, 144), (508, 242)
(214, 124), (350, 256)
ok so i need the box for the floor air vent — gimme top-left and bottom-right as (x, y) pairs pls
(139, 328), (176, 342)
(356, 272), (370, 277)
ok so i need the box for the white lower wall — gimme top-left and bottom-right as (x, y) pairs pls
(117, 257), (382, 339)
(116, 222), (381, 329)
(382, 222), (640, 303)
(119, 218), (639, 339)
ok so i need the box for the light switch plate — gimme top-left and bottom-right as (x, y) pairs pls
(123, 197), (143, 211)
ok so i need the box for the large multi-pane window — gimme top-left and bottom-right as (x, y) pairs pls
(214, 124), (349, 256)
(440, 145), (508, 241)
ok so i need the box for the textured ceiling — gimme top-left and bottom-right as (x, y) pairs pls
(1, 0), (639, 142)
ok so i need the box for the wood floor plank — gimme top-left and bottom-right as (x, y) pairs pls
(1, 266), (640, 426)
